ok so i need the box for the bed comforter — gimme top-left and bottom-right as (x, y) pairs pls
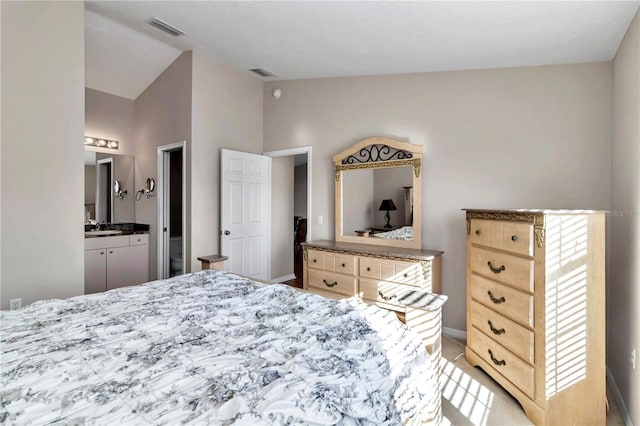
(1, 270), (438, 425)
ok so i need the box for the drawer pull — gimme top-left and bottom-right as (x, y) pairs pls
(366, 267), (371, 271)
(488, 320), (506, 335)
(487, 261), (506, 274)
(378, 291), (397, 301)
(322, 279), (338, 288)
(403, 273), (408, 278)
(313, 259), (317, 263)
(475, 229), (481, 235)
(100, 252), (105, 255)
(488, 349), (506, 366)
(487, 291), (506, 304)
(511, 235), (518, 241)
(341, 263), (346, 267)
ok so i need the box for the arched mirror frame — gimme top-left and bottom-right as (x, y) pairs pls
(334, 137), (422, 249)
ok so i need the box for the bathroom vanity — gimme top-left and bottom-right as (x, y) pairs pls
(84, 223), (150, 294)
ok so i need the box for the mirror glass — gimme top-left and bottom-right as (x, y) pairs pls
(342, 166), (413, 240)
(84, 150), (134, 223)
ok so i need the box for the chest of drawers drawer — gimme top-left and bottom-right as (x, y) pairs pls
(470, 300), (534, 363)
(307, 269), (357, 297)
(469, 246), (534, 293)
(470, 273), (534, 328)
(469, 219), (533, 257)
(468, 326), (535, 399)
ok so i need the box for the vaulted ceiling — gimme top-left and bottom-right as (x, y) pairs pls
(85, 1), (640, 100)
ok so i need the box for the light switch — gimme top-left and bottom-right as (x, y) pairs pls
(317, 215), (323, 225)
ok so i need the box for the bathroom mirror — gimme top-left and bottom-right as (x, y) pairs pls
(84, 151), (135, 223)
(334, 137), (422, 249)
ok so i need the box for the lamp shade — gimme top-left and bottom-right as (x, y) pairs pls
(378, 199), (397, 211)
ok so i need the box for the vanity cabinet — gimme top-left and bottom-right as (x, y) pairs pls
(464, 209), (606, 426)
(84, 234), (149, 294)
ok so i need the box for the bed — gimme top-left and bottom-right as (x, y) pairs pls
(370, 226), (414, 241)
(1, 270), (440, 425)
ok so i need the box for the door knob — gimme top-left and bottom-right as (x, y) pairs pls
(224, 230), (231, 235)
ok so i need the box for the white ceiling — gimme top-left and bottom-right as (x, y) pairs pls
(85, 1), (640, 100)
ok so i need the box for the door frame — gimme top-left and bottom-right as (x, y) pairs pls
(156, 141), (187, 279)
(262, 146), (312, 243)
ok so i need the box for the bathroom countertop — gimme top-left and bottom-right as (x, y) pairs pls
(84, 222), (150, 238)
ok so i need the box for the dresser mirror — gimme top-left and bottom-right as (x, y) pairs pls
(84, 150), (135, 223)
(334, 137), (422, 249)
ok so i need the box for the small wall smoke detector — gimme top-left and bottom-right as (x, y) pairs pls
(272, 89), (282, 99)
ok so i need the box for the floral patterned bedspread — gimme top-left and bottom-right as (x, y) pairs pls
(1, 270), (438, 425)
(371, 226), (414, 241)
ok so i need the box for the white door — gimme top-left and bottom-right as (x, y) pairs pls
(221, 149), (271, 280)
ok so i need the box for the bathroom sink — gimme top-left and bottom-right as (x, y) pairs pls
(84, 230), (123, 236)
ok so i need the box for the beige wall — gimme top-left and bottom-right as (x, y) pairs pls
(85, 88), (135, 156)
(264, 62), (613, 331)
(271, 156), (294, 279)
(190, 50), (263, 273)
(0, 1), (85, 309)
(134, 51), (193, 280)
(610, 9), (640, 424)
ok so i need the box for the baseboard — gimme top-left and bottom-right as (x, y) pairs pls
(270, 274), (296, 284)
(442, 327), (467, 341)
(606, 366), (633, 426)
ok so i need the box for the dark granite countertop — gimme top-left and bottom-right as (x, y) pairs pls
(84, 223), (150, 238)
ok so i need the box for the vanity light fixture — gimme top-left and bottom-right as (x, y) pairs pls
(84, 136), (119, 150)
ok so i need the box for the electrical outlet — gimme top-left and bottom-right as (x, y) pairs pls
(632, 348), (636, 370)
(9, 298), (22, 310)
(317, 215), (323, 225)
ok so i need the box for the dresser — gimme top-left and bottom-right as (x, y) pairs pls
(464, 209), (605, 425)
(302, 240), (446, 383)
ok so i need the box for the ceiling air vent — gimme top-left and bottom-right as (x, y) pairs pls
(250, 68), (279, 78)
(148, 17), (185, 37)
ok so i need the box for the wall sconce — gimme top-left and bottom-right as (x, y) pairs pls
(114, 180), (127, 200)
(136, 177), (156, 200)
(84, 136), (119, 150)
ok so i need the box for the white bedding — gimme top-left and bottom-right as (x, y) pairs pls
(371, 226), (414, 241)
(0, 270), (439, 425)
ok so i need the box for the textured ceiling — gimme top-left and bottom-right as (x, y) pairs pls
(85, 1), (640, 99)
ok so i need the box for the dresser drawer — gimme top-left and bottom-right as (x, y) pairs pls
(382, 260), (425, 286)
(469, 246), (534, 293)
(469, 219), (492, 247)
(469, 327), (535, 399)
(307, 249), (327, 270)
(470, 301), (534, 363)
(470, 273), (534, 328)
(308, 269), (357, 296)
(360, 258), (382, 279)
(501, 222), (533, 257)
(359, 278), (416, 306)
(334, 254), (357, 275)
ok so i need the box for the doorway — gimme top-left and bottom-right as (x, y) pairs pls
(157, 142), (186, 279)
(263, 146), (312, 286)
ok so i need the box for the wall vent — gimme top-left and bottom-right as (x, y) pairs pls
(250, 68), (279, 78)
(148, 17), (185, 37)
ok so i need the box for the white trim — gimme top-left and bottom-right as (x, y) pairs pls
(263, 146), (312, 242)
(270, 274), (296, 284)
(157, 141), (187, 280)
(606, 367), (633, 426)
(442, 327), (467, 341)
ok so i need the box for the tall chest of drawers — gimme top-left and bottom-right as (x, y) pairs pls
(464, 209), (606, 425)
